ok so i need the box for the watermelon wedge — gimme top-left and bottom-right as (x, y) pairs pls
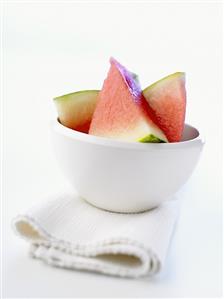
(89, 58), (167, 143)
(54, 90), (99, 133)
(143, 73), (186, 142)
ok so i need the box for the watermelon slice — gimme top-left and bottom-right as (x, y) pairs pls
(54, 90), (99, 133)
(143, 73), (186, 142)
(89, 58), (167, 143)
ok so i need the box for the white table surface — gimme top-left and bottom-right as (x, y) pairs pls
(2, 2), (223, 297)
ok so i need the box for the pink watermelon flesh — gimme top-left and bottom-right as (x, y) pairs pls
(89, 58), (167, 142)
(143, 73), (186, 142)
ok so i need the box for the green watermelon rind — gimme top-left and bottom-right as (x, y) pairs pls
(138, 134), (166, 143)
(53, 90), (100, 102)
(53, 90), (100, 133)
(143, 72), (185, 93)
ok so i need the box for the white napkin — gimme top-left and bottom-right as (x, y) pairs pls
(13, 192), (179, 278)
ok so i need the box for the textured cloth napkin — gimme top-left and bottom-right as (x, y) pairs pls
(13, 192), (179, 278)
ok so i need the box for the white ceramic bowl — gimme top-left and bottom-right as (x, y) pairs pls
(51, 120), (204, 213)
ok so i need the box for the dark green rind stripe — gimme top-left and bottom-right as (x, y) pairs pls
(139, 134), (166, 143)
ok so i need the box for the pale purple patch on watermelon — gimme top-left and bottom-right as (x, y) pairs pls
(110, 57), (142, 102)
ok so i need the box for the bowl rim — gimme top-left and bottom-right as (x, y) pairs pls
(51, 120), (205, 151)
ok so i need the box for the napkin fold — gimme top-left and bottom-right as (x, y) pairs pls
(13, 192), (179, 278)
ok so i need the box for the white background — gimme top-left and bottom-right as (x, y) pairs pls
(2, 1), (223, 298)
